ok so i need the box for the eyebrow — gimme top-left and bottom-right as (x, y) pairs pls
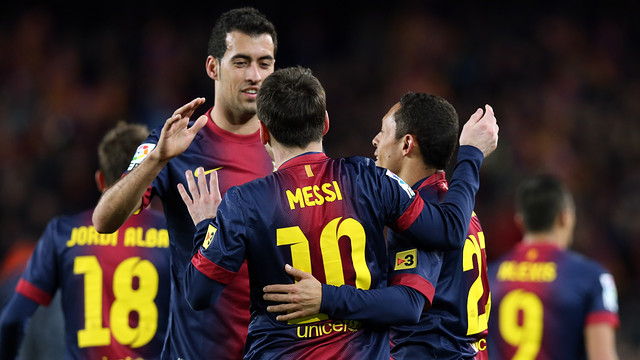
(230, 54), (275, 61)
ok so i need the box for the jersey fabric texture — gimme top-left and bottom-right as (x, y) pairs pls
(10, 208), (170, 359)
(487, 242), (620, 359)
(135, 108), (273, 360)
(389, 172), (490, 360)
(188, 146), (483, 359)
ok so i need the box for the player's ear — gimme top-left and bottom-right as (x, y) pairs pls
(402, 134), (415, 156)
(206, 56), (220, 81)
(514, 212), (525, 232)
(322, 111), (330, 136)
(259, 120), (270, 145)
(95, 170), (107, 192)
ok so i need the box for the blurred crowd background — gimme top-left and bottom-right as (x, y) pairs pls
(0, 0), (638, 355)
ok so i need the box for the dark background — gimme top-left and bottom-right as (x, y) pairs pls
(0, 0), (638, 355)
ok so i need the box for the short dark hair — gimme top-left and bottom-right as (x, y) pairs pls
(515, 175), (574, 233)
(98, 122), (150, 187)
(257, 66), (326, 148)
(208, 7), (278, 59)
(394, 92), (459, 170)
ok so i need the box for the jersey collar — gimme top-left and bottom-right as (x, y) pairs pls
(413, 171), (447, 191)
(278, 152), (328, 171)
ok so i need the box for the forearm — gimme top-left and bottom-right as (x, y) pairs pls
(184, 259), (226, 310)
(0, 294), (39, 359)
(320, 285), (425, 325)
(586, 323), (619, 360)
(404, 145), (482, 250)
(93, 153), (168, 233)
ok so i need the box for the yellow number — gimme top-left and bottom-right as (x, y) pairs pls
(499, 289), (543, 359)
(74, 256), (159, 348)
(321, 217), (371, 289)
(277, 217), (369, 324)
(462, 231), (490, 335)
(75, 256), (110, 347)
(111, 257), (159, 348)
(276, 226), (312, 273)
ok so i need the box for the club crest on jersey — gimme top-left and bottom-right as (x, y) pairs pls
(394, 249), (418, 270)
(385, 169), (414, 197)
(203, 224), (217, 249)
(127, 143), (156, 171)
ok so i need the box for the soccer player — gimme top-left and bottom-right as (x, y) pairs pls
(179, 66), (498, 358)
(91, 7), (277, 359)
(263, 92), (491, 359)
(487, 175), (619, 359)
(0, 122), (171, 359)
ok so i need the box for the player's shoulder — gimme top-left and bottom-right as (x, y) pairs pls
(562, 249), (611, 276)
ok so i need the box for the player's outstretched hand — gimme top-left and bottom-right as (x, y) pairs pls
(263, 264), (322, 322)
(459, 104), (499, 158)
(153, 97), (209, 163)
(177, 168), (221, 225)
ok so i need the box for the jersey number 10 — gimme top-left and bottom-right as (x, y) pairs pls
(277, 217), (370, 324)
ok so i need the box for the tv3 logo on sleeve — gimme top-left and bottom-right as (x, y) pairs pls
(394, 249), (417, 270)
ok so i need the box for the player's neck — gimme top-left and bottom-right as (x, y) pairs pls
(398, 159), (438, 187)
(211, 105), (260, 135)
(522, 233), (567, 249)
(272, 141), (324, 170)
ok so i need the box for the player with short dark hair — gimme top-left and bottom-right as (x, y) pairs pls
(487, 175), (619, 359)
(179, 66), (499, 358)
(263, 91), (491, 359)
(92, 7), (277, 359)
(0, 122), (170, 359)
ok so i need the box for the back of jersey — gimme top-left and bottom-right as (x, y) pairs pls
(389, 174), (490, 360)
(202, 153), (419, 359)
(487, 243), (619, 359)
(17, 208), (170, 359)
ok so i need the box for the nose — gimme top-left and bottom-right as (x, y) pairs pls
(246, 63), (262, 83)
(372, 133), (380, 147)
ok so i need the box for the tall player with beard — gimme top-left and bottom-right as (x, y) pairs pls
(0, 122), (170, 359)
(92, 7), (277, 360)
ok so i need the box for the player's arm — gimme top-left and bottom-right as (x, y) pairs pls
(179, 168), (235, 310)
(585, 323), (618, 360)
(0, 292), (40, 358)
(263, 265), (426, 325)
(93, 98), (209, 233)
(393, 105), (498, 250)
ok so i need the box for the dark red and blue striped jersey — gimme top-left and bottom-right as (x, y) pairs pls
(389, 172), (490, 359)
(188, 146), (483, 359)
(11, 208), (170, 359)
(129, 108), (273, 359)
(487, 242), (620, 359)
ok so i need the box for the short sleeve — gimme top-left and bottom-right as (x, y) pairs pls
(387, 234), (443, 305)
(16, 219), (61, 306)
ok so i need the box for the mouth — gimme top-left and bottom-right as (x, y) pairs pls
(242, 87), (259, 99)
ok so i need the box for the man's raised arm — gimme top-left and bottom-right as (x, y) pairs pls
(92, 97), (209, 233)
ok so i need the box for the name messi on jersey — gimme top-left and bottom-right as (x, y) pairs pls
(286, 181), (343, 210)
(66, 226), (169, 248)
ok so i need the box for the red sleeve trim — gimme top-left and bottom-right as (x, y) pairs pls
(16, 278), (52, 306)
(393, 195), (424, 232)
(191, 250), (237, 285)
(389, 273), (435, 306)
(586, 311), (620, 328)
(136, 186), (153, 214)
